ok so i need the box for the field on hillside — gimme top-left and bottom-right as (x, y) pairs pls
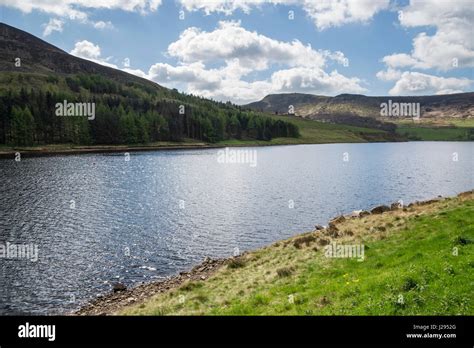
(384, 117), (474, 141)
(390, 118), (474, 128)
(396, 125), (474, 141)
(221, 115), (397, 145)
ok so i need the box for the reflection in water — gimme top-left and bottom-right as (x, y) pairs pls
(0, 142), (472, 314)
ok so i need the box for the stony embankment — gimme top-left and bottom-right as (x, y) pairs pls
(75, 190), (473, 315)
(75, 257), (233, 315)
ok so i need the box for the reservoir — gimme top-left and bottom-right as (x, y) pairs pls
(0, 142), (472, 314)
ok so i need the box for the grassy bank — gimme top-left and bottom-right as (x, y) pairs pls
(118, 192), (473, 316)
(267, 115), (399, 144)
(396, 125), (474, 141)
(392, 118), (474, 141)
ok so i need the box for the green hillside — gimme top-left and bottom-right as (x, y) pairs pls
(0, 23), (299, 147)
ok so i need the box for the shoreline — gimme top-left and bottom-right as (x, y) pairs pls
(0, 143), (225, 159)
(73, 189), (473, 316)
(0, 140), (369, 159)
(0, 141), (348, 159)
(74, 257), (233, 316)
(2, 138), (468, 159)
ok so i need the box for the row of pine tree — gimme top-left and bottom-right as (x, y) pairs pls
(0, 75), (300, 146)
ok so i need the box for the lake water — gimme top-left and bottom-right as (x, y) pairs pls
(0, 142), (472, 314)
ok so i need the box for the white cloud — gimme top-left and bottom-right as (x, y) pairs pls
(143, 20), (365, 103)
(167, 20), (345, 70)
(42, 18), (64, 37)
(376, 68), (402, 81)
(147, 63), (366, 103)
(179, 0), (270, 15)
(70, 40), (119, 68)
(388, 71), (472, 96)
(2, 0), (88, 21)
(149, 62), (222, 91)
(71, 40), (101, 59)
(381, 53), (424, 69)
(301, 0), (390, 30)
(150, 61), (273, 103)
(271, 67), (367, 94)
(108, 21), (364, 103)
(1, 0), (160, 30)
(131, 60), (267, 104)
(378, 1), (474, 97)
(2, 0), (162, 16)
(382, 0), (474, 71)
(197, 79), (274, 104)
(93, 20), (114, 30)
(178, 0), (389, 30)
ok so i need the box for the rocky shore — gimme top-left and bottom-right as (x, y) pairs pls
(74, 256), (246, 315)
(74, 190), (473, 316)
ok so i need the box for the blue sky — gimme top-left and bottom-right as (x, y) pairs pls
(1, 0), (473, 104)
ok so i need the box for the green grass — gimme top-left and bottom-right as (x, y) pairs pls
(391, 117), (474, 128)
(121, 194), (474, 315)
(396, 125), (474, 141)
(447, 118), (474, 128)
(390, 117), (474, 141)
(219, 115), (397, 146)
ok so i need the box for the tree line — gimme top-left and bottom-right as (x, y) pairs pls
(0, 74), (300, 146)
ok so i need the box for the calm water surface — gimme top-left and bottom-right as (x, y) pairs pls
(0, 142), (472, 314)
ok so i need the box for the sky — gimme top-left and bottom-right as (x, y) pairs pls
(1, 0), (473, 104)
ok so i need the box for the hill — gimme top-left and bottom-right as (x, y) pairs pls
(245, 92), (474, 119)
(0, 23), (164, 89)
(0, 23), (299, 147)
(0, 23), (415, 151)
(245, 92), (474, 141)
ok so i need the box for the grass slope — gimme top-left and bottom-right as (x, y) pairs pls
(396, 125), (473, 141)
(393, 119), (474, 141)
(218, 115), (399, 147)
(121, 192), (474, 315)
